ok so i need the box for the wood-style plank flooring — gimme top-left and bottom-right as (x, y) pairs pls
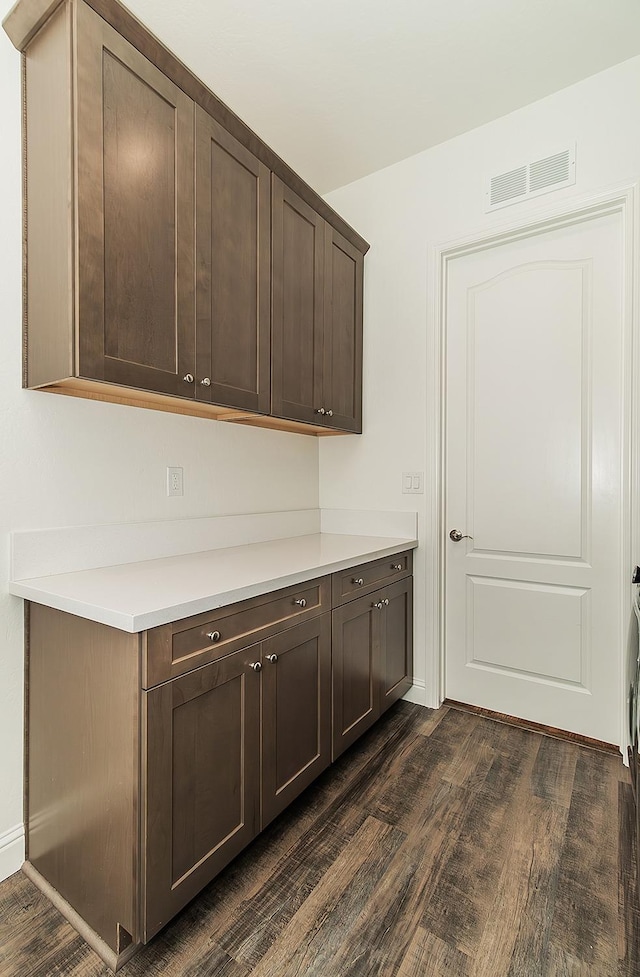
(1, 702), (638, 976)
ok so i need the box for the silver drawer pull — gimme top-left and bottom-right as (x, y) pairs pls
(250, 661), (262, 672)
(266, 654), (278, 664)
(392, 563), (403, 571)
(294, 598), (307, 607)
(206, 630), (221, 642)
(353, 577), (364, 586)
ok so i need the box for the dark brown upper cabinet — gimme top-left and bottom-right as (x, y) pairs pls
(195, 106), (271, 413)
(8, 0), (368, 435)
(272, 178), (364, 433)
(76, 3), (196, 397)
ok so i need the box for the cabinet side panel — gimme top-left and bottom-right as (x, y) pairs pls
(24, 1), (74, 387)
(28, 605), (140, 950)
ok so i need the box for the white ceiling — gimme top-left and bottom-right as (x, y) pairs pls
(124, 0), (640, 194)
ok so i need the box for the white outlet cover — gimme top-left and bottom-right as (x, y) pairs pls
(167, 466), (184, 498)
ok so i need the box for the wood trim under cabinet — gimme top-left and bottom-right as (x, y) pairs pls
(3, 0), (369, 255)
(36, 378), (348, 435)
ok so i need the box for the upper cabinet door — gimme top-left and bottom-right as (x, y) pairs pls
(324, 225), (364, 433)
(271, 177), (325, 425)
(195, 107), (271, 412)
(75, 3), (195, 397)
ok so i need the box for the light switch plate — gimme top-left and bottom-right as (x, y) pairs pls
(402, 471), (424, 494)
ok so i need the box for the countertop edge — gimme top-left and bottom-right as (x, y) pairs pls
(9, 537), (418, 632)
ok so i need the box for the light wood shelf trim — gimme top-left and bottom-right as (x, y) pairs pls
(39, 378), (351, 436)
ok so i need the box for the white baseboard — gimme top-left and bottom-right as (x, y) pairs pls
(0, 823), (24, 882)
(403, 679), (428, 707)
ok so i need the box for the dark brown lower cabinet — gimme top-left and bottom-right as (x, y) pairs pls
(332, 576), (413, 761)
(144, 614), (331, 939)
(262, 615), (332, 826)
(24, 557), (412, 969)
(143, 643), (261, 941)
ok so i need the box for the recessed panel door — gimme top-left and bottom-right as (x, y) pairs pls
(262, 615), (331, 827)
(143, 645), (260, 941)
(332, 593), (382, 760)
(271, 177), (324, 424)
(195, 106), (270, 411)
(76, 3), (195, 396)
(445, 211), (624, 743)
(323, 225), (363, 432)
(380, 577), (413, 712)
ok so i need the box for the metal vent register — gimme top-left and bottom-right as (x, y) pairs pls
(486, 146), (575, 211)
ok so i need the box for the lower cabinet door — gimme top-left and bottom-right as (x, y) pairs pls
(380, 577), (413, 712)
(332, 593), (382, 761)
(143, 644), (261, 941)
(262, 614), (331, 827)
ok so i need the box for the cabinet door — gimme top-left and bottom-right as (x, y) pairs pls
(143, 644), (261, 941)
(332, 593), (382, 761)
(195, 106), (270, 412)
(262, 615), (331, 827)
(323, 225), (364, 433)
(271, 177), (325, 424)
(75, 3), (195, 397)
(380, 577), (413, 712)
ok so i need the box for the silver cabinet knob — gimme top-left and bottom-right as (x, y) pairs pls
(384, 598), (390, 606)
(326, 409), (333, 417)
(250, 662), (262, 672)
(352, 577), (364, 586)
(183, 373), (194, 383)
(372, 601), (384, 610)
(206, 630), (221, 642)
(200, 377), (211, 386)
(449, 529), (473, 542)
(294, 598), (307, 607)
(316, 407), (326, 415)
(266, 654), (278, 664)
(391, 563), (403, 571)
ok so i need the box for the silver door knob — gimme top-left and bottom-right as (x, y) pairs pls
(294, 598), (306, 607)
(250, 662), (262, 672)
(316, 407), (326, 415)
(352, 577), (364, 586)
(206, 630), (221, 642)
(183, 373), (194, 383)
(200, 377), (211, 386)
(449, 529), (473, 542)
(266, 654), (278, 664)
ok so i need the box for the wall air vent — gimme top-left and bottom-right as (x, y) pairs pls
(486, 145), (576, 212)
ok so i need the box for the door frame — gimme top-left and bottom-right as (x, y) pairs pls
(426, 184), (639, 751)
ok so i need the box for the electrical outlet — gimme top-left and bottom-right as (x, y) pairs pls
(402, 472), (424, 494)
(167, 466), (184, 497)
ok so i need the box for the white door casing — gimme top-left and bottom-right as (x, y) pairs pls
(433, 190), (637, 747)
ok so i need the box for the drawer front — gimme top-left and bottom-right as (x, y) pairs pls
(144, 576), (330, 688)
(332, 550), (413, 607)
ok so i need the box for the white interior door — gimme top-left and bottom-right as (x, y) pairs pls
(444, 210), (624, 744)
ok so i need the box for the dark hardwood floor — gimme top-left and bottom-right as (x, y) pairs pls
(1, 702), (638, 976)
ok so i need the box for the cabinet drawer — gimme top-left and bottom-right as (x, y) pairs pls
(144, 577), (330, 688)
(331, 550), (412, 607)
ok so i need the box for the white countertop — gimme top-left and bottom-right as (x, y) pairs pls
(9, 532), (417, 632)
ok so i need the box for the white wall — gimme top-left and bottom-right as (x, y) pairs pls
(320, 55), (640, 708)
(0, 32), (319, 879)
